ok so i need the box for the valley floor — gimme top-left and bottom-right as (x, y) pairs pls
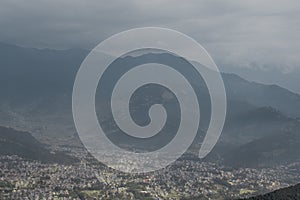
(1, 155), (299, 200)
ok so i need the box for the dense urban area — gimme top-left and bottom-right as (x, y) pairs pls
(1, 154), (299, 200)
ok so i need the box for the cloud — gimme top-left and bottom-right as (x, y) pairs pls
(0, 0), (299, 71)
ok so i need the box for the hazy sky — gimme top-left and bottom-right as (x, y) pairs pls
(0, 0), (300, 73)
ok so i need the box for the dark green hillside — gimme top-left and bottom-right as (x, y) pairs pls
(0, 126), (78, 164)
(240, 183), (300, 200)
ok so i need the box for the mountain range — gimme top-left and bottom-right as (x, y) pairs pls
(0, 42), (299, 168)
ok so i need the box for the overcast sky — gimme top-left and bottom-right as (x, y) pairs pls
(0, 0), (300, 74)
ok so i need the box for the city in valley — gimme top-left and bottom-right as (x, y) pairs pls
(1, 1), (300, 199)
(1, 154), (299, 200)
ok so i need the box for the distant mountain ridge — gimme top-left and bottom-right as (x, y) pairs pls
(0, 42), (299, 168)
(1, 42), (300, 117)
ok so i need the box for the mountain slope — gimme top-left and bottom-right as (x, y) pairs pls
(240, 183), (300, 200)
(0, 126), (78, 164)
(222, 73), (300, 118)
(206, 106), (300, 167)
(223, 129), (300, 167)
(1, 42), (300, 118)
(222, 106), (294, 144)
(0, 42), (299, 167)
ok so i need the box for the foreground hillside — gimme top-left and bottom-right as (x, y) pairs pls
(241, 183), (300, 200)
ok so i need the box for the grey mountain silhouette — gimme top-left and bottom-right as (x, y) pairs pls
(0, 42), (299, 167)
